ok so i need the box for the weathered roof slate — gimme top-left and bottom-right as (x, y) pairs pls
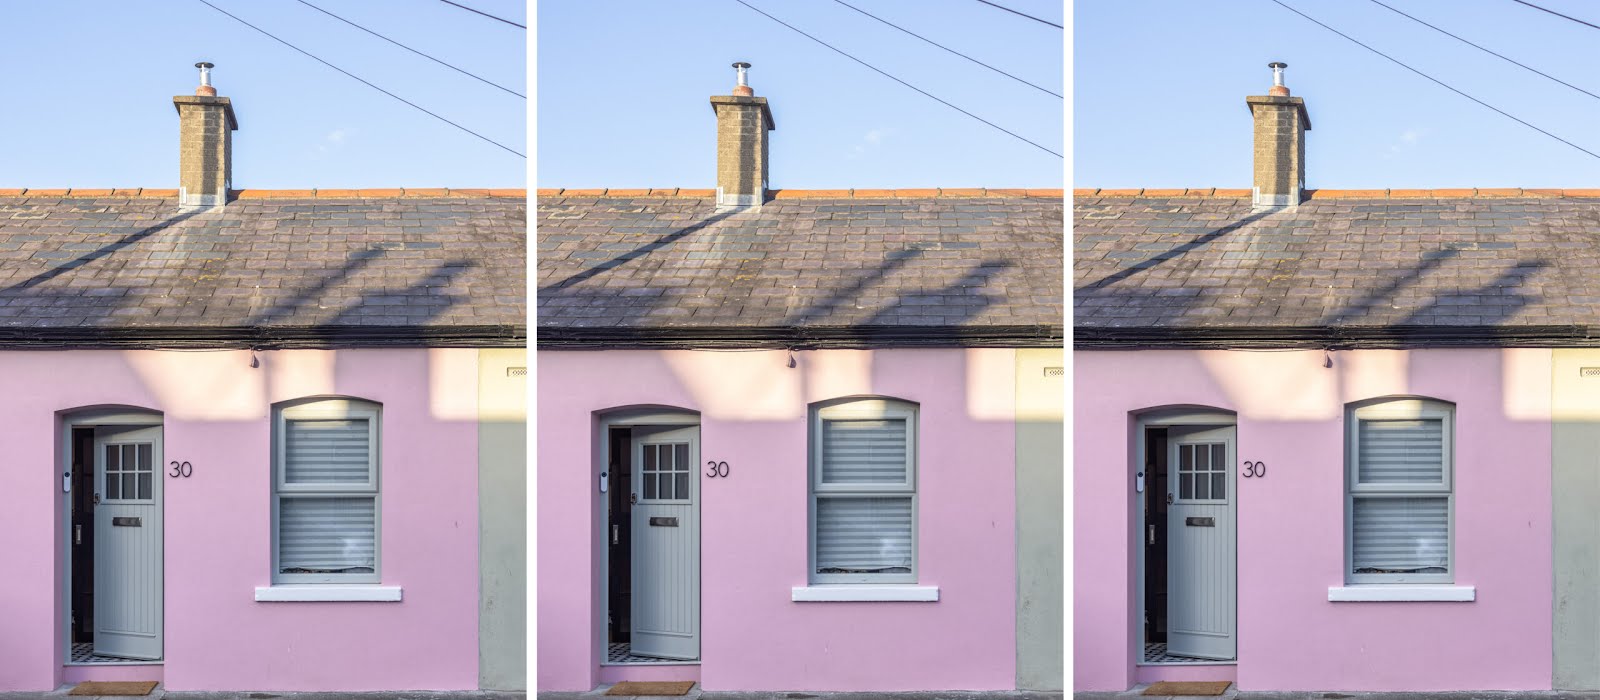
(536, 194), (1064, 347)
(0, 194), (525, 346)
(1074, 194), (1600, 347)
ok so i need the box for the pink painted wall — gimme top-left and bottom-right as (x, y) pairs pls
(537, 349), (1019, 692)
(1074, 349), (1553, 692)
(0, 349), (480, 692)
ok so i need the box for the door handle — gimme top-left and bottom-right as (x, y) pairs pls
(612, 524), (619, 546)
(1147, 523), (1156, 546)
(75, 524), (81, 546)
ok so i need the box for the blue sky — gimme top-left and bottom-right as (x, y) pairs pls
(536, 0), (1064, 189)
(0, 1), (525, 189)
(1077, 0), (1600, 189)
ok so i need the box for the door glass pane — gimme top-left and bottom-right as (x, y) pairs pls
(122, 473), (137, 500)
(1195, 443), (1210, 471)
(661, 473), (675, 499)
(675, 472), (689, 499)
(138, 472), (153, 500)
(1178, 444), (1191, 472)
(643, 445), (656, 472)
(1179, 473), (1193, 500)
(138, 444), (153, 471)
(122, 445), (136, 471)
(1211, 444), (1226, 472)
(1195, 471), (1210, 499)
(106, 445), (120, 471)
(106, 472), (120, 499)
(643, 473), (657, 499)
(1212, 473), (1226, 500)
(675, 444), (689, 472)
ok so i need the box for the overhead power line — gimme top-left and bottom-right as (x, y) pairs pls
(1267, 0), (1600, 162)
(732, 0), (1062, 159)
(1507, 0), (1600, 32)
(831, 0), (1061, 98)
(971, 0), (1063, 30)
(194, 0), (524, 159)
(1367, 0), (1600, 103)
(295, 0), (525, 99)
(435, 0), (526, 30)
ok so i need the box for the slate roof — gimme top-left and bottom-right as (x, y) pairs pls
(0, 192), (525, 347)
(1074, 190), (1600, 348)
(536, 191), (1065, 348)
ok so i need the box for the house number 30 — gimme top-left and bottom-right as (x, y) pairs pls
(1242, 460), (1265, 478)
(168, 461), (193, 478)
(705, 461), (729, 478)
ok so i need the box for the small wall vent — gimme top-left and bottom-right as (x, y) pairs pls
(1581, 367), (1600, 378)
(507, 367), (527, 377)
(1044, 367), (1064, 377)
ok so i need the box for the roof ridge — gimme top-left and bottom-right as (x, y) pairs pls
(0, 188), (526, 199)
(538, 187), (1063, 198)
(1076, 187), (1600, 199)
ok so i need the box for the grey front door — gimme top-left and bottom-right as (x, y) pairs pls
(1166, 425), (1236, 660)
(92, 425), (163, 661)
(629, 426), (700, 660)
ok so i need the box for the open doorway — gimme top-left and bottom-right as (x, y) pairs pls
(600, 411), (701, 666)
(64, 411), (164, 665)
(1137, 411), (1237, 665)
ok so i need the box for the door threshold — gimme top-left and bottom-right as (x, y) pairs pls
(65, 661), (163, 667)
(601, 661), (701, 667)
(1137, 660), (1235, 667)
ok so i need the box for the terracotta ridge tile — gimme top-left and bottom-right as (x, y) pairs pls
(1076, 187), (1600, 199)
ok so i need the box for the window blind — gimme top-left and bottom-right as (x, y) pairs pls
(815, 496), (913, 574)
(278, 496), (377, 574)
(1351, 496), (1448, 573)
(821, 418), (907, 484)
(1358, 418), (1444, 484)
(285, 419), (371, 484)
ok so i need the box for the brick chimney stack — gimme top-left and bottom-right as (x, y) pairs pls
(173, 62), (238, 209)
(710, 62), (775, 208)
(1246, 61), (1310, 210)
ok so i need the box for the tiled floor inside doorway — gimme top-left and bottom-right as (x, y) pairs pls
(1143, 642), (1229, 664)
(606, 642), (697, 665)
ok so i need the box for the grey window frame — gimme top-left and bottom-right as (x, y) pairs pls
(271, 398), (382, 585)
(808, 397), (918, 585)
(1345, 397), (1455, 585)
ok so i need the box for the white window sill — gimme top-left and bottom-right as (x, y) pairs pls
(791, 585), (939, 602)
(254, 585), (402, 602)
(1328, 585), (1474, 602)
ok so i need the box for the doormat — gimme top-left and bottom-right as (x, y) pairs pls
(1143, 681), (1232, 696)
(69, 681), (160, 696)
(604, 681), (696, 696)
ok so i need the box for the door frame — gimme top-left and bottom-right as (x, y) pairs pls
(596, 408), (701, 667)
(1133, 408), (1237, 666)
(59, 408), (165, 667)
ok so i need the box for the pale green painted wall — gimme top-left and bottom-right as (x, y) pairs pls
(1553, 349), (1600, 690)
(478, 349), (526, 691)
(1015, 347), (1063, 691)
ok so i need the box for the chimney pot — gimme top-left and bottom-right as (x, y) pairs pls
(195, 61), (217, 96)
(1267, 61), (1290, 96)
(174, 63), (239, 209)
(732, 62), (754, 97)
(711, 63), (775, 208)
(1247, 62), (1311, 210)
